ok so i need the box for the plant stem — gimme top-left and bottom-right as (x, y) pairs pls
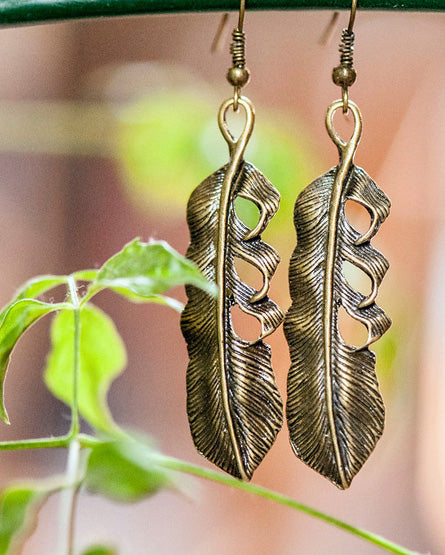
(0, 433), (100, 451)
(159, 455), (420, 555)
(57, 276), (82, 555)
(57, 439), (80, 555)
(67, 275), (80, 437)
(0, 436), (70, 450)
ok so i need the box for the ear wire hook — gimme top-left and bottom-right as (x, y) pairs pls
(210, 0), (244, 55)
(332, 0), (358, 113)
(226, 0), (250, 111)
(348, 0), (357, 33)
(238, 0), (245, 31)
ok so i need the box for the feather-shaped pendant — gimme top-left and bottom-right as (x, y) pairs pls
(181, 97), (284, 480)
(284, 100), (391, 489)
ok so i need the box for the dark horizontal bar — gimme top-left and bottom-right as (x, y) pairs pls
(0, 0), (444, 27)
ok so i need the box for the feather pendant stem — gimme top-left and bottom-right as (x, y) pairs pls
(216, 97), (255, 481)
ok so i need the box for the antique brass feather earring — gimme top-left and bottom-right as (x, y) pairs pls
(284, 2), (391, 489)
(180, 1), (283, 481)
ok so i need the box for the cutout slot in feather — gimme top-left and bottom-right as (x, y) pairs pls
(181, 98), (283, 480)
(284, 100), (391, 489)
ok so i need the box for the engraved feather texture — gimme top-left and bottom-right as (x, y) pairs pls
(284, 100), (391, 489)
(181, 98), (284, 480)
(180, 157), (284, 481)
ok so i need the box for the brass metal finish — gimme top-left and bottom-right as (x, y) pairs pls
(332, 1), (357, 112)
(227, 66), (250, 87)
(227, 2), (248, 111)
(332, 28), (356, 113)
(284, 99), (391, 489)
(181, 96), (284, 481)
(348, 0), (357, 31)
(332, 64), (356, 88)
(238, 0), (246, 30)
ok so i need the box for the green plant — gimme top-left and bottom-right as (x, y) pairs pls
(0, 238), (417, 555)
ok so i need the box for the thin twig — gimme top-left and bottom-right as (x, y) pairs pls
(67, 275), (81, 437)
(57, 439), (81, 555)
(57, 276), (82, 555)
(0, 433), (99, 451)
(158, 455), (421, 555)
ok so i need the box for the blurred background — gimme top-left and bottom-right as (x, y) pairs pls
(0, 8), (443, 554)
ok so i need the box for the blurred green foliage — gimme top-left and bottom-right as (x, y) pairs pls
(0, 486), (47, 555)
(82, 547), (117, 555)
(0, 237), (213, 552)
(85, 437), (170, 502)
(117, 91), (319, 245)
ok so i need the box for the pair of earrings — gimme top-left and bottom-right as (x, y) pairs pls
(181, 1), (391, 490)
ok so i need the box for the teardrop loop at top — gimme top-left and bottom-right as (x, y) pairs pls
(326, 99), (362, 155)
(218, 96), (255, 159)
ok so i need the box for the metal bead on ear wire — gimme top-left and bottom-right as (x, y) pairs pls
(332, 29), (356, 91)
(180, 0), (283, 481)
(284, 0), (391, 489)
(227, 27), (250, 90)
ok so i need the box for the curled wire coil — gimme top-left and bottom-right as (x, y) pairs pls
(231, 29), (246, 68)
(339, 28), (355, 67)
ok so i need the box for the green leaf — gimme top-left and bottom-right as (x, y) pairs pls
(0, 276), (68, 324)
(0, 299), (66, 424)
(72, 270), (98, 282)
(44, 305), (126, 434)
(0, 485), (47, 555)
(98, 288), (183, 313)
(85, 437), (169, 503)
(9, 275), (67, 302)
(85, 238), (216, 303)
(81, 546), (117, 555)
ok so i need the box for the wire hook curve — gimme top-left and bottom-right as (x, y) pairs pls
(348, 0), (357, 32)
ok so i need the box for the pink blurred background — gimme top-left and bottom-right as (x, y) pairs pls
(0, 8), (443, 554)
